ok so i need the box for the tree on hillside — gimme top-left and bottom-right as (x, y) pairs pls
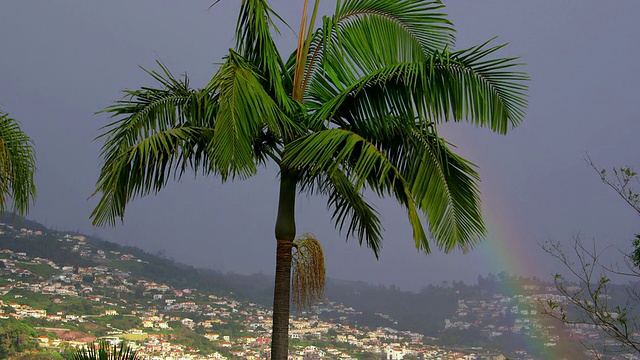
(0, 319), (39, 358)
(543, 158), (640, 358)
(90, 0), (528, 358)
(0, 110), (36, 215)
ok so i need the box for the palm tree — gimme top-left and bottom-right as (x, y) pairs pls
(71, 341), (139, 360)
(0, 110), (36, 215)
(90, 0), (528, 358)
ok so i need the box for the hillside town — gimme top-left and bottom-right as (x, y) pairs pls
(0, 222), (628, 359)
(444, 288), (603, 346)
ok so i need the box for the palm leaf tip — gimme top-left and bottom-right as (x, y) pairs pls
(392, 131), (486, 253)
(91, 63), (222, 227)
(0, 111), (37, 215)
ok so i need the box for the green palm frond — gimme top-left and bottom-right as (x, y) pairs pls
(286, 126), (484, 253)
(334, 0), (454, 52)
(232, 0), (292, 108)
(328, 0), (453, 72)
(91, 126), (212, 227)
(391, 129), (484, 252)
(99, 62), (216, 146)
(323, 111), (483, 252)
(309, 40), (528, 134)
(284, 128), (428, 251)
(299, 169), (383, 256)
(92, 55), (301, 226)
(210, 51), (298, 176)
(0, 111), (36, 215)
(451, 39), (529, 132)
(71, 341), (139, 360)
(299, 0), (453, 103)
(92, 66), (217, 226)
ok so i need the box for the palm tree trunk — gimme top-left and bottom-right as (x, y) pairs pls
(271, 169), (297, 359)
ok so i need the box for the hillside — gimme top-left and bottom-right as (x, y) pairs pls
(0, 215), (625, 359)
(1, 216), (494, 359)
(0, 214), (459, 332)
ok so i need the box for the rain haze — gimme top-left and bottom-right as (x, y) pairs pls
(0, 1), (638, 291)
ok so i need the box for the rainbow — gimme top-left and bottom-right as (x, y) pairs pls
(479, 179), (570, 359)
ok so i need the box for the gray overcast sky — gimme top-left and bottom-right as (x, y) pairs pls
(1, 1), (639, 290)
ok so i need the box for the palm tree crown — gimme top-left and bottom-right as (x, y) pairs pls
(91, 1), (528, 358)
(71, 341), (139, 360)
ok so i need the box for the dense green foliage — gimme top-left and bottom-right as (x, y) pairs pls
(168, 324), (219, 354)
(2, 289), (100, 317)
(15, 352), (64, 360)
(89, 316), (141, 331)
(0, 319), (39, 358)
